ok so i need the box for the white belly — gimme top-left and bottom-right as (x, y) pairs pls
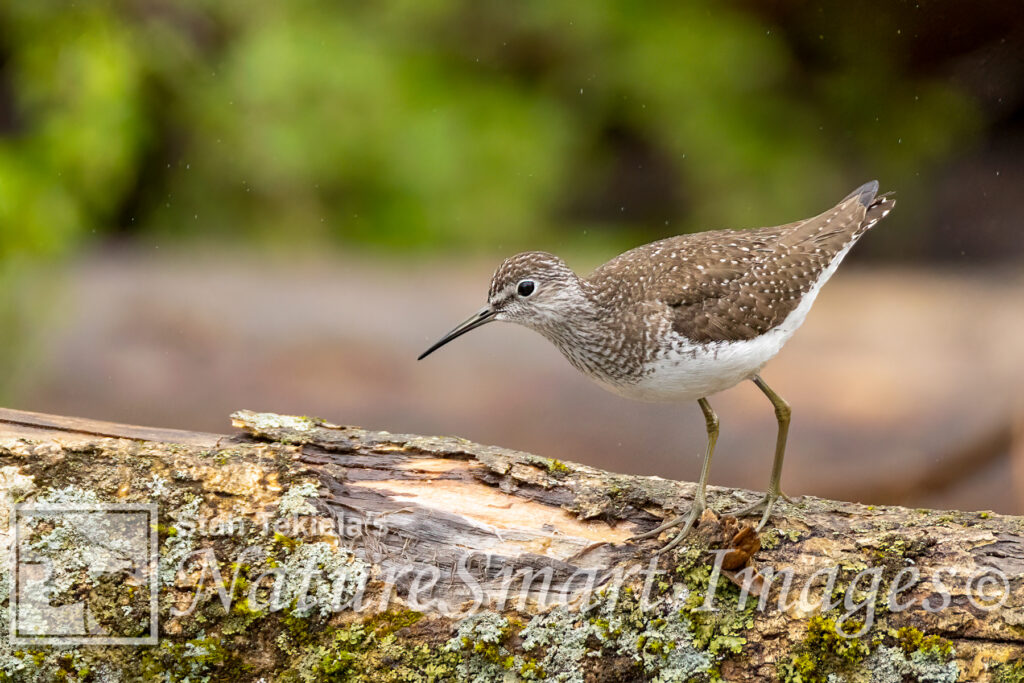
(602, 326), (794, 402)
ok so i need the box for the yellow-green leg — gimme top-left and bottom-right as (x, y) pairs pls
(730, 374), (794, 529)
(631, 397), (718, 552)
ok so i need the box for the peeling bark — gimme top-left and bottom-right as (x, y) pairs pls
(0, 407), (1021, 682)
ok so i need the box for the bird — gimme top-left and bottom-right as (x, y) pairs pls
(418, 181), (894, 552)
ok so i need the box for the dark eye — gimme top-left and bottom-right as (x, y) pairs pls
(517, 280), (536, 297)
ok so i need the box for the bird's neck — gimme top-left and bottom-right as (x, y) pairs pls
(532, 282), (641, 384)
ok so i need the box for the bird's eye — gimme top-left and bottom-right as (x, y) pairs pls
(517, 280), (536, 297)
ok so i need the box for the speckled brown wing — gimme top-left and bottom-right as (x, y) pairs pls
(639, 182), (892, 344)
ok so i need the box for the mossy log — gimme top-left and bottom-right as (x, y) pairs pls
(0, 406), (1022, 682)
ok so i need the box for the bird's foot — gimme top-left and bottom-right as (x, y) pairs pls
(728, 489), (793, 530)
(629, 499), (706, 554)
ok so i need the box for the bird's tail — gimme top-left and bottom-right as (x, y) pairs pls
(843, 179), (880, 206)
(861, 192), (895, 233)
(843, 180), (894, 235)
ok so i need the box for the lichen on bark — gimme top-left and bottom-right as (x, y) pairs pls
(0, 408), (1020, 681)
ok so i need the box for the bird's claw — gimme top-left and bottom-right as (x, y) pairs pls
(727, 489), (792, 530)
(629, 500), (706, 554)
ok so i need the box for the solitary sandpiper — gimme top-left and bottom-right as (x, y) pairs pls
(419, 181), (893, 551)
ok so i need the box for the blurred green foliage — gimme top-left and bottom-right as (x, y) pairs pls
(4, 0), (994, 388)
(1, 0), (982, 261)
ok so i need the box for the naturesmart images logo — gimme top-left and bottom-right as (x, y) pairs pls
(6, 501), (1013, 648)
(9, 503), (159, 645)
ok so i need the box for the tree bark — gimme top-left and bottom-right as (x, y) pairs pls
(0, 407), (1021, 682)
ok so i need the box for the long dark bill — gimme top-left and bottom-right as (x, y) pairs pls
(417, 307), (497, 360)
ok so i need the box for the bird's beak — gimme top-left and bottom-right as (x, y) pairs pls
(417, 306), (497, 360)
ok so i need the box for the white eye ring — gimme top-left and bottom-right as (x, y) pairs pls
(517, 280), (536, 297)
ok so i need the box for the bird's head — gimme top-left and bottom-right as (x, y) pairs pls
(417, 251), (581, 360)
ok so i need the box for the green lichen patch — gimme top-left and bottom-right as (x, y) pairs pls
(545, 459), (571, 476)
(892, 626), (953, 662)
(363, 609), (424, 637)
(862, 645), (958, 683)
(276, 542), (370, 618)
(275, 609), (459, 683)
(776, 616), (960, 683)
(139, 633), (249, 681)
(160, 495), (202, 585)
(446, 612), (519, 680)
(0, 647), (110, 683)
(995, 659), (1024, 683)
(778, 616), (871, 683)
(584, 589), (712, 682)
(445, 576), (720, 683)
(677, 558), (756, 667)
(759, 529), (782, 550)
(861, 533), (933, 569)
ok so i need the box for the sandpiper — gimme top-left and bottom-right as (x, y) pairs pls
(419, 181), (893, 551)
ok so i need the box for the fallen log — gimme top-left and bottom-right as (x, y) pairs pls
(0, 407), (1021, 682)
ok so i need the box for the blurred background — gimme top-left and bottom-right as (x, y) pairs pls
(2, 1), (1022, 513)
